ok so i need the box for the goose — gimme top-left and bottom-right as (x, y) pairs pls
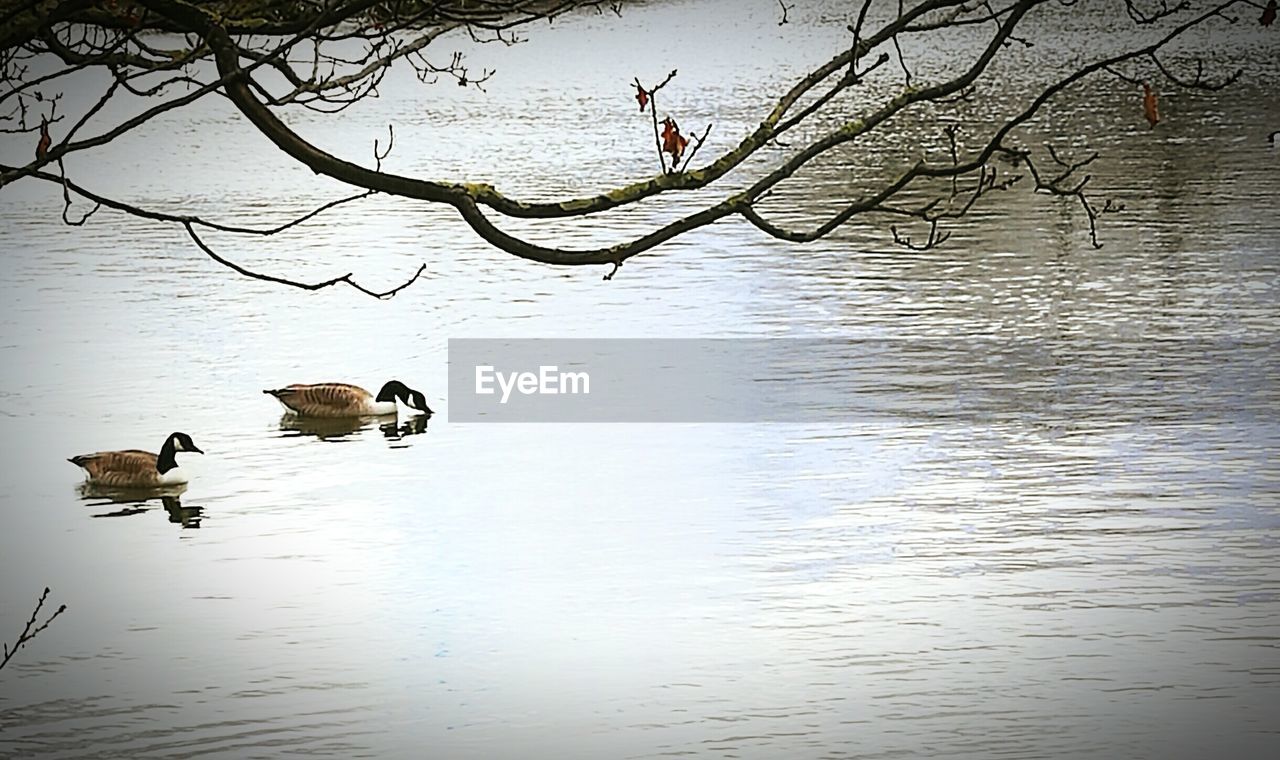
(263, 380), (432, 418)
(68, 432), (203, 488)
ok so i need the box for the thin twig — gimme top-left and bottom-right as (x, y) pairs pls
(1, 587), (67, 672)
(184, 223), (428, 299)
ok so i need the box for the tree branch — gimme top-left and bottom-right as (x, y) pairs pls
(0, 0), (1256, 288)
(184, 223), (429, 299)
(1, 587), (67, 672)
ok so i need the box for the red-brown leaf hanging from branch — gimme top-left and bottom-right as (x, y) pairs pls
(634, 80), (649, 112)
(1142, 83), (1159, 129)
(35, 118), (50, 159)
(1262, 0), (1277, 27)
(661, 117), (689, 169)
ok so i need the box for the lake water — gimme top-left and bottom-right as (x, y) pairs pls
(1, 1), (1278, 758)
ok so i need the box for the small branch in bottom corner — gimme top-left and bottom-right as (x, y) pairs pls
(1, 587), (67, 672)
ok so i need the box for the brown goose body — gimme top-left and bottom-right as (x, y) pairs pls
(71, 450), (169, 487)
(263, 383), (389, 418)
(68, 433), (202, 488)
(263, 381), (431, 418)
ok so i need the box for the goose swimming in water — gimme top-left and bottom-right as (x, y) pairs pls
(263, 380), (433, 418)
(68, 432), (204, 488)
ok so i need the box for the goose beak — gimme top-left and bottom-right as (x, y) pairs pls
(191, 445), (205, 454)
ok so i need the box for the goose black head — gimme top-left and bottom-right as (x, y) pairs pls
(167, 431), (204, 454)
(405, 389), (433, 416)
(157, 432), (203, 474)
(375, 380), (433, 416)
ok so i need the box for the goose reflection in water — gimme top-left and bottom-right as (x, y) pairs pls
(381, 413), (429, 440)
(278, 413), (430, 442)
(79, 483), (204, 529)
(278, 414), (373, 441)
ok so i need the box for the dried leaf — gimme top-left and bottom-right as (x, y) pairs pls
(660, 117), (689, 167)
(1142, 83), (1159, 129)
(1263, 0), (1277, 27)
(673, 134), (689, 166)
(35, 118), (50, 159)
(634, 82), (648, 112)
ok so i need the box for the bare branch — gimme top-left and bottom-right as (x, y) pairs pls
(3, 163), (377, 236)
(0, 0), (1257, 290)
(1150, 53), (1241, 90)
(1001, 145), (1122, 248)
(184, 223), (429, 299)
(1, 587), (67, 672)
(891, 219), (952, 250)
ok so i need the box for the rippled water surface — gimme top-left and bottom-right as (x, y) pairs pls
(1, 1), (1278, 758)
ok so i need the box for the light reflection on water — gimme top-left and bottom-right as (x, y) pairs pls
(1, 0), (1278, 757)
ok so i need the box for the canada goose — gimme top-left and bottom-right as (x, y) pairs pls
(1270, 130), (1279, 148)
(263, 380), (433, 418)
(68, 432), (203, 488)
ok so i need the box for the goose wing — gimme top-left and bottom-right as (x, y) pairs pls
(68, 449), (160, 486)
(264, 383), (373, 417)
